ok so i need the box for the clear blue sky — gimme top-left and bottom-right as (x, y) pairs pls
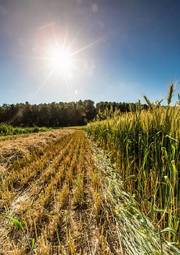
(0, 0), (180, 104)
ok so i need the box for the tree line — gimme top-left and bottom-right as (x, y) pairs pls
(0, 100), (148, 127)
(96, 101), (148, 120)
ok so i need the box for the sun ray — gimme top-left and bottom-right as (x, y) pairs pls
(30, 69), (55, 100)
(13, 31), (104, 100)
(71, 37), (104, 56)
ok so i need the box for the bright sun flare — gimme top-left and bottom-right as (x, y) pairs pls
(42, 35), (99, 82)
(46, 45), (75, 79)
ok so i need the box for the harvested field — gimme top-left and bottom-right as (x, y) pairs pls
(0, 130), (179, 255)
(0, 129), (74, 166)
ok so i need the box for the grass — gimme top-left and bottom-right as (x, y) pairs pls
(0, 123), (50, 136)
(86, 86), (180, 246)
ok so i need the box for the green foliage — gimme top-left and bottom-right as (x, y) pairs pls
(9, 216), (24, 230)
(0, 123), (49, 136)
(0, 100), (96, 127)
(96, 101), (148, 120)
(31, 238), (36, 250)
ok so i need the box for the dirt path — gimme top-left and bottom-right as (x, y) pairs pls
(0, 130), (178, 255)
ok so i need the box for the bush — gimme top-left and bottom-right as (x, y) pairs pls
(0, 124), (49, 136)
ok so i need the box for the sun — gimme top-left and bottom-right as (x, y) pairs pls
(46, 44), (75, 79)
(41, 34), (100, 83)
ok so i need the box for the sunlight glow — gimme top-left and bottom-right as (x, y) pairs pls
(43, 36), (102, 81)
(45, 44), (75, 79)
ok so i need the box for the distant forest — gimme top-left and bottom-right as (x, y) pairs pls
(0, 100), (148, 127)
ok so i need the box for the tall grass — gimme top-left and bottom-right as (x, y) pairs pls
(86, 88), (180, 245)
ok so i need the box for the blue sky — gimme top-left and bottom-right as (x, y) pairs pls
(0, 0), (180, 104)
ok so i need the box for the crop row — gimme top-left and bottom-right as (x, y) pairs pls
(1, 131), (120, 254)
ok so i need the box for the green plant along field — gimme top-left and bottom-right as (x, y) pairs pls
(0, 129), (179, 255)
(87, 105), (180, 247)
(0, 124), (50, 136)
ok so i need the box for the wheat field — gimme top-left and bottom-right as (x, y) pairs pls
(0, 127), (179, 254)
(87, 104), (180, 247)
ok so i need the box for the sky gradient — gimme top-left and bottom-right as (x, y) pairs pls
(0, 0), (180, 104)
